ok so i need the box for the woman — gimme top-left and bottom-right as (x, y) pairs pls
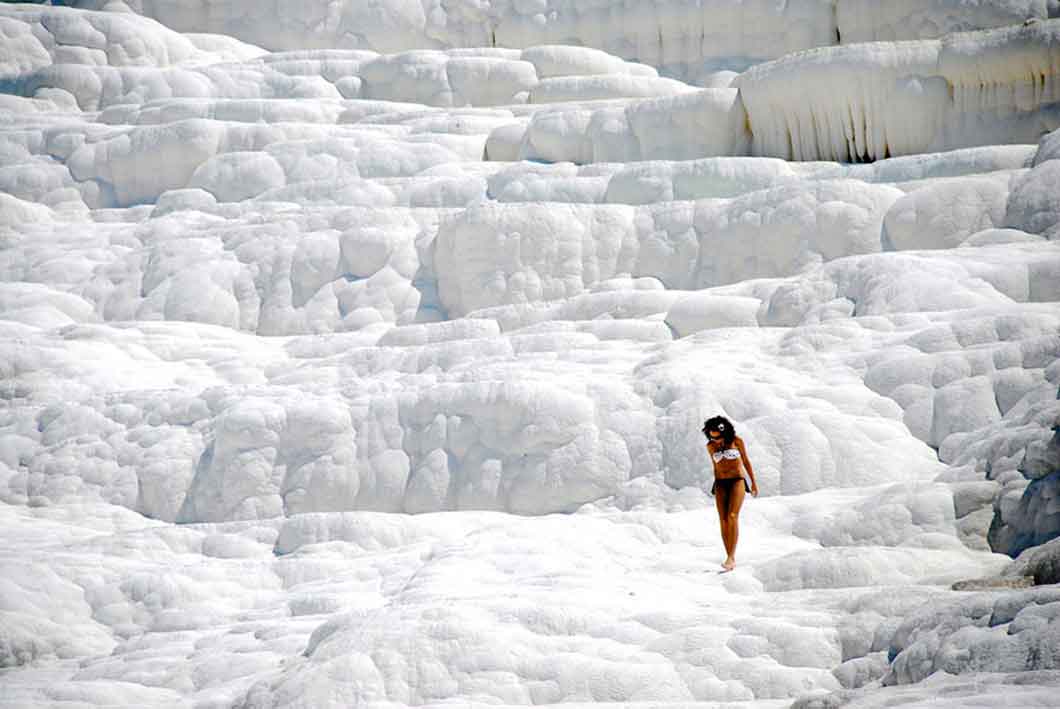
(703, 416), (758, 571)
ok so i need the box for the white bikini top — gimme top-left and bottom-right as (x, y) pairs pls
(712, 448), (741, 463)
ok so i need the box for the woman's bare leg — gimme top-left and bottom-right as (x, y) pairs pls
(724, 483), (746, 569)
(715, 484), (735, 569)
(715, 482), (746, 570)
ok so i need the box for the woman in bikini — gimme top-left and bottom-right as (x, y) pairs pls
(703, 415), (758, 571)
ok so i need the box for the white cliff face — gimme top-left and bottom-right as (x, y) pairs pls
(836, 0), (1056, 43)
(2, 3), (1060, 708)
(55, 0), (840, 77)
(53, 0), (1059, 78)
(11, 6), (1060, 166)
(736, 19), (1060, 162)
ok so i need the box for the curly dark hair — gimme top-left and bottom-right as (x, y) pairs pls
(702, 415), (736, 447)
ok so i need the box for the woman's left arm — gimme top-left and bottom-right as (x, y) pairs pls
(736, 437), (758, 497)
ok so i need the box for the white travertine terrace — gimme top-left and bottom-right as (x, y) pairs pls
(2, 2), (1059, 708)
(736, 19), (1060, 161)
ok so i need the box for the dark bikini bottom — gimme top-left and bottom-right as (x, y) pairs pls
(711, 477), (750, 496)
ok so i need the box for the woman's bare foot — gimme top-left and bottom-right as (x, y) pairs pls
(722, 558), (735, 571)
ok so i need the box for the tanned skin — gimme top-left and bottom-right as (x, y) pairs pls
(707, 433), (758, 570)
